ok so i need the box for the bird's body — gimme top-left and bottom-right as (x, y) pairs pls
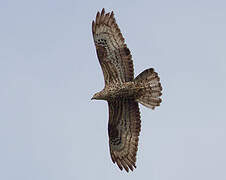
(92, 81), (140, 100)
(92, 8), (162, 172)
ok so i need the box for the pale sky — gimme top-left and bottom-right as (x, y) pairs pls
(0, 0), (226, 180)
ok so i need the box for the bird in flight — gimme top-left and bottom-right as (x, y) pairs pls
(91, 8), (162, 172)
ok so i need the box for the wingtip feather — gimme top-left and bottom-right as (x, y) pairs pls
(96, 11), (100, 24)
(101, 8), (105, 16)
(92, 20), (95, 34)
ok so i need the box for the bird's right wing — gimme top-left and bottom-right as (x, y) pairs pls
(108, 98), (141, 172)
(92, 8), (134, 85)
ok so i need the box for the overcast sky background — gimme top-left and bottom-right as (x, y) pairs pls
(0, 0), (226, 179)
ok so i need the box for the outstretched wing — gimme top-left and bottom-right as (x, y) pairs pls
(92, 8), (134, 85)
(108, 99), (141, 172)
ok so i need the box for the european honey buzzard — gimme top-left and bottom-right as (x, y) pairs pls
(91, 8), (162, 172)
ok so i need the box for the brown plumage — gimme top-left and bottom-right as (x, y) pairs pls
(91, 8), (162, 172)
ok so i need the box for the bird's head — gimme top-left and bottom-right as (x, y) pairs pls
(91, 92), (105, 100)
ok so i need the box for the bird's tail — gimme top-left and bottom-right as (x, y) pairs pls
(134, 68), (162, 109)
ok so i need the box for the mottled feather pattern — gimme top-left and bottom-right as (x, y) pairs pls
(108, 99), (140, 172)
(92, 8), (134, 84)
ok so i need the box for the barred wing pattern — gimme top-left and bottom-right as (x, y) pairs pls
(92, 8), (134, 85)
(108, 99), (141, 172)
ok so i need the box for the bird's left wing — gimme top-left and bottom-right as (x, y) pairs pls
(92, 8), (134, 85)
(108, 98), (141, 172)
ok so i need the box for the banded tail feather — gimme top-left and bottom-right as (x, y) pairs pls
(134, 68), (162, 109)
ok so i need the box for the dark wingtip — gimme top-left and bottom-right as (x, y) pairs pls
(101, 8), (105, 15)
(92, 20), (95, 34)
(110, 11), (114, 18)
